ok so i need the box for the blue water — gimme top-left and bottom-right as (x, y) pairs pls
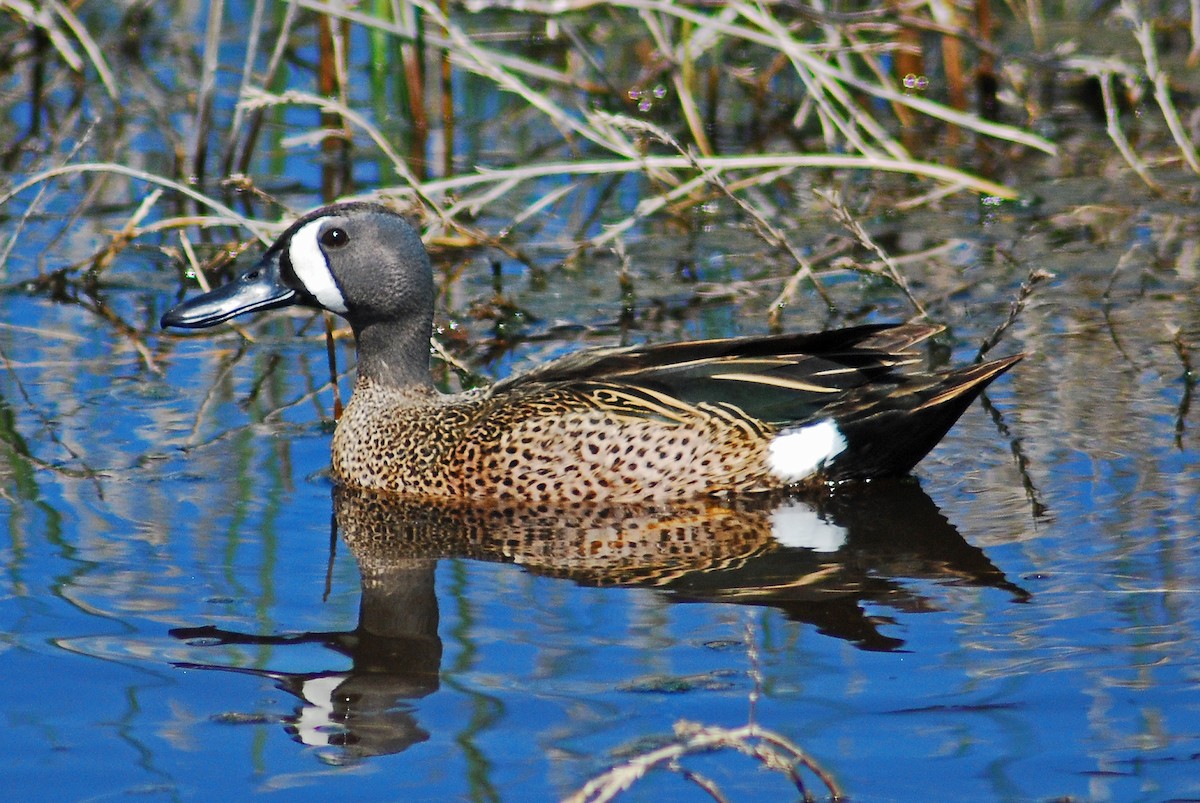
(4, 208), (1200, 800)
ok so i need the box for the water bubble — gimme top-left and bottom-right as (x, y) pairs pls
(628, 88), (654, 112)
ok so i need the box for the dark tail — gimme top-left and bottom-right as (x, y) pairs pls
(827, 353), (1024, 480)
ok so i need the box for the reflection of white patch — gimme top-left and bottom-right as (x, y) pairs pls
(289, 218), (349, 313)
(767, 420), (847, 482)
(771, 500), (848, 552)
(292, 674), (348, 747)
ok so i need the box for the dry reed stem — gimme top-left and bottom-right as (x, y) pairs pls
(814, 188), (926, 317)
(500, 184), (582, 235)
(295, 0), (594, 89)
(636, 8), (714, 155)
(1191, 0), (1200, 67)
(0, 180), (50, 278)
(90, 189), (162, 276)
(189, 0), (224, 183)
(394, 0), (646, 161)
(0, 164), (273, 242)
(175, 231), (261, 344)
(83, 0), (1042, 244)
(587, 172), (710, 249)
(77, 295), (163, 376)
(302, 0), (1053, 159)
(464, 0), (1056, 154)
(0, 113), (99, 277)
(0, 322), (87, 342)
(892, 180), (972, 211)
(49, 0), (116, 97)
(430, 338), (475, 378)
(737, 0), (907, 160)
(134, 217), (273, 240)
(1120, 0), (1200, 175)
(841, 24), (917, 128)
(176, 231), (212, 293)
(393, 152), (1019, 202)
(6, 1), (79, 69)
(231, 0), (301, 174)
(926, 0), (967, 112)
(220, 0), (268, 175)
(13, 0), (120, 99)
(1097, 70), (1162, 193)
(239, 89), (450, 224)
(609, 114), (833, 312)
(667, 762), (728, 802)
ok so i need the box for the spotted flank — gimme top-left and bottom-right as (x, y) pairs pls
(288, 217), (349, 313)
(160, 201), (1025, 502)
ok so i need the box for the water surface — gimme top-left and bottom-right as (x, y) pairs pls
(4, 5), (1200, 801)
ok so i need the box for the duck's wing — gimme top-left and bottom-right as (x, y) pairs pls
(494, 324), (938, 392)
(492, 323), (945, 425)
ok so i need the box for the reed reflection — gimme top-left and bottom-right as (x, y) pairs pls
(171, 480), (1025, 761)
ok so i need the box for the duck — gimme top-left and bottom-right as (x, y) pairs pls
(161, 201), (1023, 502)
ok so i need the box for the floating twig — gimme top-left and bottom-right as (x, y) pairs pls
(568, 617), (842, 803)
(975, 266), (1052, 363)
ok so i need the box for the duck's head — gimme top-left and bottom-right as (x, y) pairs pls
(160, 202), (434, 333)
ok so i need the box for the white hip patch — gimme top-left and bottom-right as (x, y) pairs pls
(767, 419), (848, 482)
(289, 218), (349, 314)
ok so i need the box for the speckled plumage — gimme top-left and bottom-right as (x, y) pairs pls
(331, 376), (773, 501)
(162, 202), (1024, 503)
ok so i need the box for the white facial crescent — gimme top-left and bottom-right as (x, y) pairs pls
(288, 217), (349, 314)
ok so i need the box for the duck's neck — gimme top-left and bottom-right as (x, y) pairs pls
(352, 315), (437, 394)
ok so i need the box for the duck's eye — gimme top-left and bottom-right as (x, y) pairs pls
(320, 227), (349, 248)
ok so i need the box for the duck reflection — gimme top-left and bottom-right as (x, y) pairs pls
(171, 480), (1025, 761)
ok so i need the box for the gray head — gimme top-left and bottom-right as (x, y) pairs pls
(162, 202), (437, 387)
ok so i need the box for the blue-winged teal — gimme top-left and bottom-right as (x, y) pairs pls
(162, 202), (1022, 502)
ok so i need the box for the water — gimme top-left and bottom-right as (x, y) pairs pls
(6, 5), (1200, 801)
(6, 182), (1200, 802)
